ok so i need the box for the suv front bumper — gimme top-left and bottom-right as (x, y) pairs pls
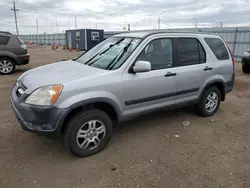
(242, 56), (250, 65)
(10, 83), (66, 139)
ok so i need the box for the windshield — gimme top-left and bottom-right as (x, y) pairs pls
(75, 37), (141, 70)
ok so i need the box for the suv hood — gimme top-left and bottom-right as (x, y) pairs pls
(19, 60), (106, 92)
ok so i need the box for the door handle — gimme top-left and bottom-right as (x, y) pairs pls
(165, 72), (177, 77)
(204, 66), (213, 71)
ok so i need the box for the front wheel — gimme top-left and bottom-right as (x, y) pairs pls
(195, 86), (221, 117)
(64, 108), (113, 157)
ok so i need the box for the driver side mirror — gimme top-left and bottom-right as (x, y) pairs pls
(133, 61), (151, 73)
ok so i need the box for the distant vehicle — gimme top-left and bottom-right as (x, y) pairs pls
(11, 31), (235, 157)
(242, 50), (250, 73)
(0, 31), (29, 74)
(27, 41), (33, 45)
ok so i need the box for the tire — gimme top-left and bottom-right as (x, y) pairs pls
(242, 64), (250, 73)
(0, 58), (16, 75)
(195, 86), (221, 117)
(64, 108), (113, 157)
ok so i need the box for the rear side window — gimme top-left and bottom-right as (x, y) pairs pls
(177, 38), (206, 66)
(204, 38), (229, 60)
(0, 36), (10, 45)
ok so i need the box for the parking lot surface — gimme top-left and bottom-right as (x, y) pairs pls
(0, 46), (249, 188)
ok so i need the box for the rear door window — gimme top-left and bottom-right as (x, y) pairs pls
(204, 38), (229, 60)
(0, 36), (10, 45)
(177, 38), (206, 66)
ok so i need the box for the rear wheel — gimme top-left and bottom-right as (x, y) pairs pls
(64, 108), (113, 157)
(195, 86), (221, 117)
(0, 58), (15, 74)
(242, 64), (250, 73)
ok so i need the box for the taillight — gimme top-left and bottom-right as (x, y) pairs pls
(23, 55), (30, 59)
(224, 40), (235, 72)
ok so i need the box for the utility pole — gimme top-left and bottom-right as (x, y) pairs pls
(11, 1), (19, 35)
(195, 20), (198, 28)
(72, 13), (77, 29)
(51, 21), (54, 34)
(55, 16), (58, 33)
(220, 22), (223, 28)
(36, 19), (38, 34)
(158, 17), (161, 30)
(128, 23), (130, 31)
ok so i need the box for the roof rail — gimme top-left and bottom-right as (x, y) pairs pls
(0, 31), (12, 35)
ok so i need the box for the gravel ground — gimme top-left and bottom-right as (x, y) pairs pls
(0, 46), (249, 188)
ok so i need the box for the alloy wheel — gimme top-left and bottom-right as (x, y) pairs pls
(205, 92), (218, 113)
(0, 60), (13, 74)
(76, 120), (106, 150)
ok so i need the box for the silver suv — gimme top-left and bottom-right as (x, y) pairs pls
(11, 31), (235, 157)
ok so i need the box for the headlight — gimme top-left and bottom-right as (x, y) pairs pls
(25, 85), (63, 105)
(244, 51), (250, 57)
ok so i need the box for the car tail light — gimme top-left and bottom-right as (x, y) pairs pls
(23, 55), (30, 59)
(224, 40), (235, 72)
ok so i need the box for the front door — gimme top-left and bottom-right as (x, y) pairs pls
(122, 38), (178, 118)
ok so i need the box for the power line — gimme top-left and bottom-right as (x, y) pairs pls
(10, 1), (19, 35)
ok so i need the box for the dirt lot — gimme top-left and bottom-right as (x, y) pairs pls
(0, 46), (249, 188)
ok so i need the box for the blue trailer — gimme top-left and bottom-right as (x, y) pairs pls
(65, 29), (104, 51)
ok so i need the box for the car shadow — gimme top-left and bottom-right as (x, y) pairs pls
(15, 67), (28, 73)
(19, 106), (196, 160)
(113, 106), (195, 133)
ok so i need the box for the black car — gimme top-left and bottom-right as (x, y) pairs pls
(0, 31), (29, 74)
(242, 50), (250, 73)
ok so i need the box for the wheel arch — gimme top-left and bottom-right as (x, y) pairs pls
(199, 80), (226, 101)
(0, 56), (17, 65)
(58, 98), (123, 135)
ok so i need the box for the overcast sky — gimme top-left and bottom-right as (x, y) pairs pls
(1, 0), (250, 34)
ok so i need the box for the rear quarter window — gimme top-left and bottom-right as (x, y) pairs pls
(204, 37), (229, 60)
(17, 36), (25, 45)
(0, 36), (10, 45)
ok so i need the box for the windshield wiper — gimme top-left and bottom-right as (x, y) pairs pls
(84, 38), (125, 66)
(106, 39), (134, 70)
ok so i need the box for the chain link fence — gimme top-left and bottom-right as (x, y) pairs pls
(20, 27), (250, 61)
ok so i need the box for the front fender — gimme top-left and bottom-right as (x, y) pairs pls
(55, 91), (124, 121)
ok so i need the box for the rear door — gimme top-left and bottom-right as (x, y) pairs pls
(175, 37), (213, 104)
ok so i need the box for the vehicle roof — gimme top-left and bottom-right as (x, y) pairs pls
(0, 31), (12, 37)
(113, 30), (221, 39)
